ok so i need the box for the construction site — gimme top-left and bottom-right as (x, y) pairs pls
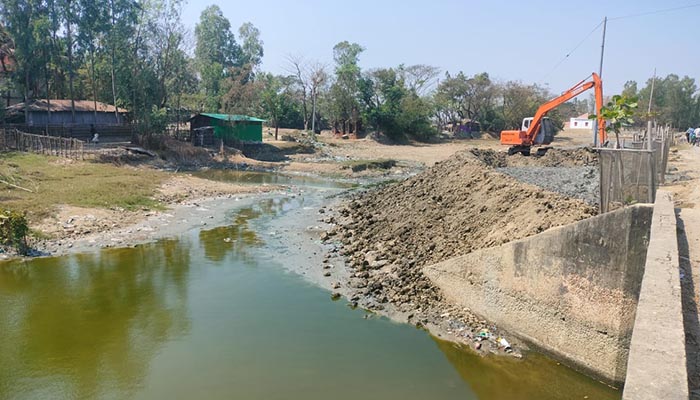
(320, 123), (683, 395)
(1, 2), (699, 399)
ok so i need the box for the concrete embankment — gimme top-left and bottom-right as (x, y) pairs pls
(424, 204), (653, 384)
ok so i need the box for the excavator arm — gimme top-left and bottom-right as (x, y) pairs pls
(501, 72), (606, 152)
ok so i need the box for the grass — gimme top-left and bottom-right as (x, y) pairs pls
(0, 152), (167, 222)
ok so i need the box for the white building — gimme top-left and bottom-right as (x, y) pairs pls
(568, 113), (593, 130)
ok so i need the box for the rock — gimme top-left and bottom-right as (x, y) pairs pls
(323, 271), (331, 277)
(369, 259), (389, 269)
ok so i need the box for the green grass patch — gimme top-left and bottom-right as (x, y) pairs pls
(0, 153), (167, 222)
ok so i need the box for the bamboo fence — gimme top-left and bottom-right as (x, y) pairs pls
(0, 128), (84, 159)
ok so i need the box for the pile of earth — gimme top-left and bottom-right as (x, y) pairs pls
(322, 148), (597, 339)
(469, 147), (598, 168)
(470, 147), (600, 205)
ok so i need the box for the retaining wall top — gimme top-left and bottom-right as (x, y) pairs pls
(622, 190), (688, 399)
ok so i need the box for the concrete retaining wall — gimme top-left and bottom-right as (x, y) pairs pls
(424, 204), (653, 384)
(623, 190), (688, 399)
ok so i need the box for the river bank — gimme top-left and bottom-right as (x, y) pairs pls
(15, 160), (526, 361)
(9, 151), (570, 361)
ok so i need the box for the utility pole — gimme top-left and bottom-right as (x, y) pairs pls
(598, 17), (607, 79)
(646, 68), (656, 151)
(594, 16), (607, 148)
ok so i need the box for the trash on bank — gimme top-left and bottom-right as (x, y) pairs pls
(498, 337), (511, 350)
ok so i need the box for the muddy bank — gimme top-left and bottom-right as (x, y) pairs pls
(26, 173), (285, 258)
(321, 148), (598, 355)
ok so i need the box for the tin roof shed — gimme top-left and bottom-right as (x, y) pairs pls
(189, 113), (265, 143)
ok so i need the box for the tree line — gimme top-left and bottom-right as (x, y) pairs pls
(1, 1), (698, 140)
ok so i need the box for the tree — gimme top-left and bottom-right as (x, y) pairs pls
(330, 41), (363, 133)
(621, 80), (637, 98)
(259, 73), (294, 140)
(591, 94), (638, 148)
(77, 0), (108, 123)
(238, 22), (263, 70)
(397, 64), (439, 96)
(359, 67), (435, 141)
(194, 5), (240, 111)
(637, 74), (698, 128)
(285, 55), (328, 132)
(499, 81), (550, 130)
(0, 23), (15, 107)
(308, 62), (327, 133)
(285, 54), (310, 130)
(1, 0), (45, 119)
(220, 64), (260, 116)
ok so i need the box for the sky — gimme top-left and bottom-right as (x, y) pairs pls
(181, 0), (700, 95)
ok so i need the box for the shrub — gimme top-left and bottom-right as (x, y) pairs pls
(0, 209), (29, 255)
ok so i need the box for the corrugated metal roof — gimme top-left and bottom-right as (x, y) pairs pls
(197, 113), (265, 122)
(7, 99), (127, 113)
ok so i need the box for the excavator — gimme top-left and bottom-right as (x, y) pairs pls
(500, 72), (607, 156)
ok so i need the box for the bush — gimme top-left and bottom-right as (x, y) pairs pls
(0, 209), (29, 255)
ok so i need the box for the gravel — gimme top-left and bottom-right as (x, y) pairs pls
(497, 166), (599, 206)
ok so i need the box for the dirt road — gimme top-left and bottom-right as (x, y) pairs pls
(666, 145), (700, 398)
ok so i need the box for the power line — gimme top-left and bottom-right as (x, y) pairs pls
(609, 2), (700, 21)
(541, 20), (603, 82)
(541, 3), (699, 85)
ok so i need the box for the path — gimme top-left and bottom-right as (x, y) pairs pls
(666, 144), (700, 399)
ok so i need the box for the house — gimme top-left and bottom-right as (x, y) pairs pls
(4, 99), (128, 126)
(568, 113), (593, 130)
(188, 113), (264, 145)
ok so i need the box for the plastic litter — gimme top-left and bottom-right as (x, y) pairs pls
(498, 337), (511, 350)
(477, 329), (491, 340)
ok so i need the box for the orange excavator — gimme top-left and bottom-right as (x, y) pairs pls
(500, 72), (607, 156)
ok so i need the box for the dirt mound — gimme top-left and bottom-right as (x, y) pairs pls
(324, 149), (596, 325)
(470, 147), (598, 168)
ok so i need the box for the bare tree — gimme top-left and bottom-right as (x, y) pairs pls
(308, 62), (327, 133)
(285, 54), (310, 130)
(398, 64), (440, 96)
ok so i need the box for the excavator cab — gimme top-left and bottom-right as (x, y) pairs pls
(522, 117), (555, 145)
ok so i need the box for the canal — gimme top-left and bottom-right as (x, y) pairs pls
(0, 179), (620, 399)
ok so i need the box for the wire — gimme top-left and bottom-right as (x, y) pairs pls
(609, 2), (700, 21)
(541, 20), (604, 82)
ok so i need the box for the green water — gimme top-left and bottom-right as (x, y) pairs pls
(0, 195), (620, 400)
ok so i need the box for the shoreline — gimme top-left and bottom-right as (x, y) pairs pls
(258, 185), (528, 361)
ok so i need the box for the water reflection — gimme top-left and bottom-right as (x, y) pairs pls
(433, 337), (620, 400)
(192, 169), (354, 189)
(198, 197), (294, 263)
(0, 239), (192, 399)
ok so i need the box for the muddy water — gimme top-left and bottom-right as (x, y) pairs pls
(0, 191), (620, 399)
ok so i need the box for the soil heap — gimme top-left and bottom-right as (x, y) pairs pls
(324, 148), (597, 329)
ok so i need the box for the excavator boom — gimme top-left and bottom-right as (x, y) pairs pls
(501, 73), (606, 153)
